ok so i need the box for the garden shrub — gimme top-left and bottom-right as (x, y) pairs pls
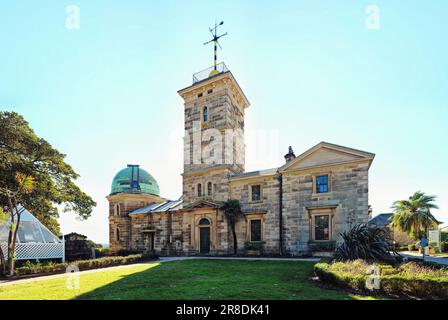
(95, 247), (113, 258)
(14, 260), (69, 275)
(14, 253), (158, 276)
(116, 248), (145, 256)
(441, 241), (447, 253)
(333, 224), (399, 265)
(404, 258), (448, 271)
(314, 261), (448, 299)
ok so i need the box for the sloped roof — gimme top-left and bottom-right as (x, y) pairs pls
(368, 213), (393, 227)
(230, 168), (278, 180)
(129, 198), (183, 215)
(0, 206), (62, 244)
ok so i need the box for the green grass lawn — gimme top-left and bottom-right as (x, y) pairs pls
(0, 259), (382, 300)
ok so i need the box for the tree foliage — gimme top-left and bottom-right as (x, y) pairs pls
(0, 111), (96, 223)
(0, 111), (96, 275)
(221, 199), (243, 255)
(391, 191), (439, 240)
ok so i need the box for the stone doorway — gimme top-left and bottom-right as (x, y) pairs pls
(199, 218), (210, 254)
(144, 232), (155, 252)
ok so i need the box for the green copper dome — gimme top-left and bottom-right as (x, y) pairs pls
(110, 165), (160, 196)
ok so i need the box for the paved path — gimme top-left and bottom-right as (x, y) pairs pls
(399, 251), (448, 265)
(0, 256), (320, 287)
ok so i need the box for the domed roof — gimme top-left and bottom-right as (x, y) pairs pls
(110, 165), (160, 196)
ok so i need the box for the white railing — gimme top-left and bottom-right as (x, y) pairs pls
(1, 242), (65, 261)
(192, 62), (229, 84)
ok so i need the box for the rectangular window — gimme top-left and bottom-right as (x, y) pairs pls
(316, 175), (329, 193)
(314, 215), (330, 241)
(251, 185), (261, 201)
(250, 220), (262, 242)
(203, 107), (208, 122)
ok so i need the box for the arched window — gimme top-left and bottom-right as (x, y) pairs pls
(203, 106), (208, 122)
(115, 228), (120, 241)
(197, 183), (202, 197)
(199, 218), (210, 226)
(207, 182), (213, 196)
(114, 204), (120, 216)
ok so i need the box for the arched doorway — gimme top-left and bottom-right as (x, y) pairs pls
(198, 218), (210, 254)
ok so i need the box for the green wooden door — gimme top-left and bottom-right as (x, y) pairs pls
(200, 227), (210, 254)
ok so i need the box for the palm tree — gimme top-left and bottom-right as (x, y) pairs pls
(391, 191), (439, 240)
(221, 199), (243, 255)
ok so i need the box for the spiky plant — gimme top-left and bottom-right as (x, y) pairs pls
(333, 223), (398, 264)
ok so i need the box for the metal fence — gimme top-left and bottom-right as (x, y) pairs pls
(1, 242), (65, 261)
(192, 62), (229, 84)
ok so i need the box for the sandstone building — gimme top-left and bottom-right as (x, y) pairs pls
(108, 64), (375, 256)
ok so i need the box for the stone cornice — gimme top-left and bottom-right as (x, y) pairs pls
(106, 193), (165, 203)
(280, 158), (372, 175)
(178, 71), (250, 109)
(182, 164), (236, 177)
(229, 172), (278, 183)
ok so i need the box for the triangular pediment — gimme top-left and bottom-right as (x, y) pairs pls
(280, 142), (375, 172)
(183, 199), (221, 210)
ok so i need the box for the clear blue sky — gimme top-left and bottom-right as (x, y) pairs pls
(1, 1), (447, 243)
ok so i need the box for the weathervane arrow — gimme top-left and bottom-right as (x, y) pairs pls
(204, 20), (228, 71)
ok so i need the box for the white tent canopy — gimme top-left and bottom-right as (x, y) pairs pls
(1, 206), (64, 261)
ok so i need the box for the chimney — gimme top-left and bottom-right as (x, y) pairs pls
(284, 146), (296, 163)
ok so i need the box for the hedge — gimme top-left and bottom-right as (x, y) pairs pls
(314, 262), (448, 299)
(14, 253), (158, 277)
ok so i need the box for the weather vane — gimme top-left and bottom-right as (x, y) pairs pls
(204, 20), (227, 74)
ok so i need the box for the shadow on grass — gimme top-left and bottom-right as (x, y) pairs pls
(75, 259), (364, 300)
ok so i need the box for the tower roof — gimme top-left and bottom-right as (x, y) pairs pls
(110, 165), (160, 196)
